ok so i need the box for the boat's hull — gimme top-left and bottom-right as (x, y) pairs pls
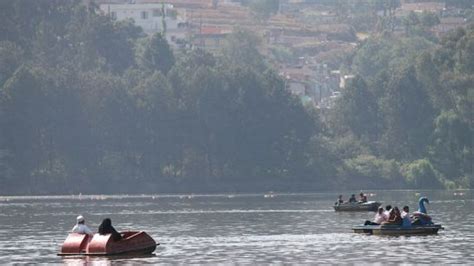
(334, 201), (381, 212)
(352, 224), (444, 236)
(58, 231), (157, 256)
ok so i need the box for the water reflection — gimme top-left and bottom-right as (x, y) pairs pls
(0, 190), (472, 264)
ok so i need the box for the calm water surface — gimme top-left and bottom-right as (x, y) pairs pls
(0, 190), (472, 264)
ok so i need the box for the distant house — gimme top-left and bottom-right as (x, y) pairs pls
(192, 26), (231, 51)
(99, 2), (190, 47)
(281, 68), (311, 95)
(280, 66), (323, 106)
(99, 3), (176, 32)
(431, 17), (467, 36)
(397, 2), (446, 16)
(94, 0), (213, 9)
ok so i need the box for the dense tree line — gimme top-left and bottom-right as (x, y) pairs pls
(329, 28), (473, 189)
(0, 0), (323, 194)
(0, 1), (471, 194)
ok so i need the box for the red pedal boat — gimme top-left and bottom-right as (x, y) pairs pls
(58, 231), (158, 256)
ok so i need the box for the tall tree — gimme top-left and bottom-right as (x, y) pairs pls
(137, 33), (175, 74)
(381, 65), (434, 160)
(221, 30), (267, 72)
(330, 76), (379, 141)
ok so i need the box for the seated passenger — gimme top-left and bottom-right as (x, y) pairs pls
(335, 195), (344, 205)
(364, 207), (387, 225)
(98, 218), (122, 241)
(348, 194), (357, 203)
(382, 207), (402, 225)
(401, 206), (412, 227)
(359, 192), (368, 203)
(71, 215), (93, 236)
(384, 205), (392, 217)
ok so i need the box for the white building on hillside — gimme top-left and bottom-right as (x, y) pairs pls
(99, 3), (189, 47)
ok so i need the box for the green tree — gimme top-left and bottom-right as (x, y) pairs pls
(137, 33), (175, 74)
(330, 76), (379, 141)
(1, 65), (59, 192)
(429, 110), (472, 183)
(429, 25), (474, 188)
(352, 36), (435, 83)
(381, 65), (434, 160)
(339, 154), (403, 189)
(415, 51), (453, 110)
(420, 12), (440, 28)
(401, 159), (443, 189)
(221, 29), (266, 72)
(129, 71), (178, 181)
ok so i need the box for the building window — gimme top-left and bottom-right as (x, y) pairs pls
(152, 9), (162, 17)
(141, 11), (148, 19)
(110, 11), (117, 19)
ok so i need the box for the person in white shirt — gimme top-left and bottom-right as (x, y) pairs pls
(71, 215), (93, 236)
(364, 207), (387, 225)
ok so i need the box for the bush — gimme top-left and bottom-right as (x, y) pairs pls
(338, 154), (404, 189)
(400, 159), (444, 189)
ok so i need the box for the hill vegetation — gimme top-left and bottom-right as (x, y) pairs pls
(0, 1), (472, 194)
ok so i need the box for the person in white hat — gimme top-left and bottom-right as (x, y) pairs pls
(71, 215), (93, 236)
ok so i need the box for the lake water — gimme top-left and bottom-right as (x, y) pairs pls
(0, 190), (472, 264)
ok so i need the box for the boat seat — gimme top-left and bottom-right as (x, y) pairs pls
(61, 233), (91, 254)
(123, 231), (142, 240)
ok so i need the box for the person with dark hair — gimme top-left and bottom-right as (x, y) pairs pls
(384, 205), (392, 217)
(401, 206), (412, 227)
(382, 207), (402, 225)
(348, 194), (357, 203)
(98, 218), (122, 241)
